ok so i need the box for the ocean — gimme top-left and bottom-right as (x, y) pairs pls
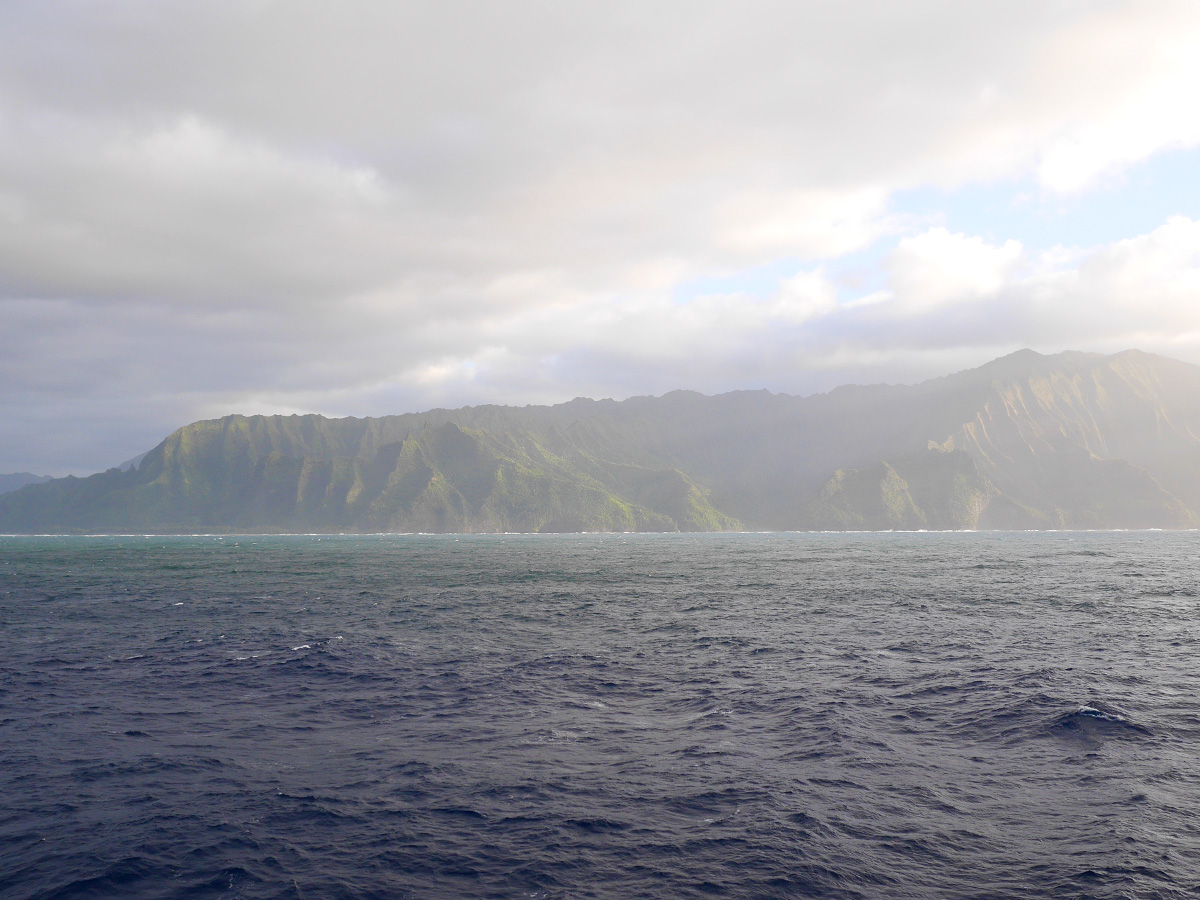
(1, 532), (1198, 899)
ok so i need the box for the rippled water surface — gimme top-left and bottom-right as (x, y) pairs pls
(2, 532), (1200, 899)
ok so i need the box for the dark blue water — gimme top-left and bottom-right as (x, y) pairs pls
(2, 532), (1199, 899)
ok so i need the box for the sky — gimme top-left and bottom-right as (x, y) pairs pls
(3, 1), (1200, 475)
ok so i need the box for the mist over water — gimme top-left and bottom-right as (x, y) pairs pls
(2, 532), (1199, 899)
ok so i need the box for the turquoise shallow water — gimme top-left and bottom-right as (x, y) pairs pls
(2, 532), (1199, 899)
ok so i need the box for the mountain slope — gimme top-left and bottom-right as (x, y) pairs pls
(0, 473), (52, 496)
(3, 349), (1198, 532)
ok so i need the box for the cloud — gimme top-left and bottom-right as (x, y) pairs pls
(805, 216), (1200, 358)
(0, 113), (398, 304)
(1029, 6), (1200, 192)
(887, 229), (1023, 312)
(4, 2), (1200, 472)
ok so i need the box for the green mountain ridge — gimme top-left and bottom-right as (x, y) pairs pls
(4, 349), (1200, 533)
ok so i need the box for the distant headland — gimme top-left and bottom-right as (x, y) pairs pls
(3, 349), (1198, 534)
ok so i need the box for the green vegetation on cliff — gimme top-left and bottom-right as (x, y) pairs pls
(805, 449), (997, 530)
(4, 349), (1199, 532)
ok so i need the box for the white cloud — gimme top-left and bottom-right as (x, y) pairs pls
(1030, 4), (1200, 192)
(715, 187), (890, 258)
(823, 217), (1200, 358)
(1076, 215), (1200, 314)
(887, 229), (1024, 312)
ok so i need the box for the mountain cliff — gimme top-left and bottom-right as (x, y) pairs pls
(4, 349), (1198, 532)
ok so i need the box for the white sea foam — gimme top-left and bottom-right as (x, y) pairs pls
(1077, 705), (1126, 723)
